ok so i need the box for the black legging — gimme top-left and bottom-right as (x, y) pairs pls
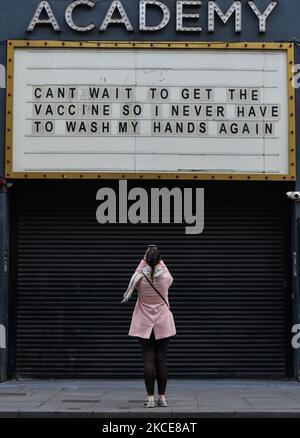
(137, 330), (170, 396)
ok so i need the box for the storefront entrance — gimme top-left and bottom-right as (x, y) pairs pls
(9, 180), (294, 379)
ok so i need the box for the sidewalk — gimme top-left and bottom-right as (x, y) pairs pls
(0, 379), (300, 418)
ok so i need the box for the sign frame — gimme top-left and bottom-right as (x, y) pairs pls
(5, 40), (296, 181)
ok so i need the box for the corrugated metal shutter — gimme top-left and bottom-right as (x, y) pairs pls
(12, 180), (293, 379)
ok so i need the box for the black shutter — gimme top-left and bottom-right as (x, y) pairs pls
(12, 180), (293, 379)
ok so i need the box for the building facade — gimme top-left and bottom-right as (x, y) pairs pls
(0, 0), (300, 381)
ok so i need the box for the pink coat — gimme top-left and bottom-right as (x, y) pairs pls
(128, 259), (176, 340)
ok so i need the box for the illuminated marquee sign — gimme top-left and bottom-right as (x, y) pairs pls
(5, 41), (295, 180)
(27, 1), (278, 34)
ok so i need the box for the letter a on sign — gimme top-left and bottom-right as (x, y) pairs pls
(99, 1), (133, 31)
(27, 1), (61, 32)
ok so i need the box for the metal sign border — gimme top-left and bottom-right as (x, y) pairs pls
(5, 40), (296, 181)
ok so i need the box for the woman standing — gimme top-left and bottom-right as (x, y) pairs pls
(121, 245), (176, 408)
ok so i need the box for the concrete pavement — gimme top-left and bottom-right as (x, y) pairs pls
(0, 379), (300, 417)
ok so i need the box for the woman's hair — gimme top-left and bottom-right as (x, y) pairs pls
(145, 246), (161, 281)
